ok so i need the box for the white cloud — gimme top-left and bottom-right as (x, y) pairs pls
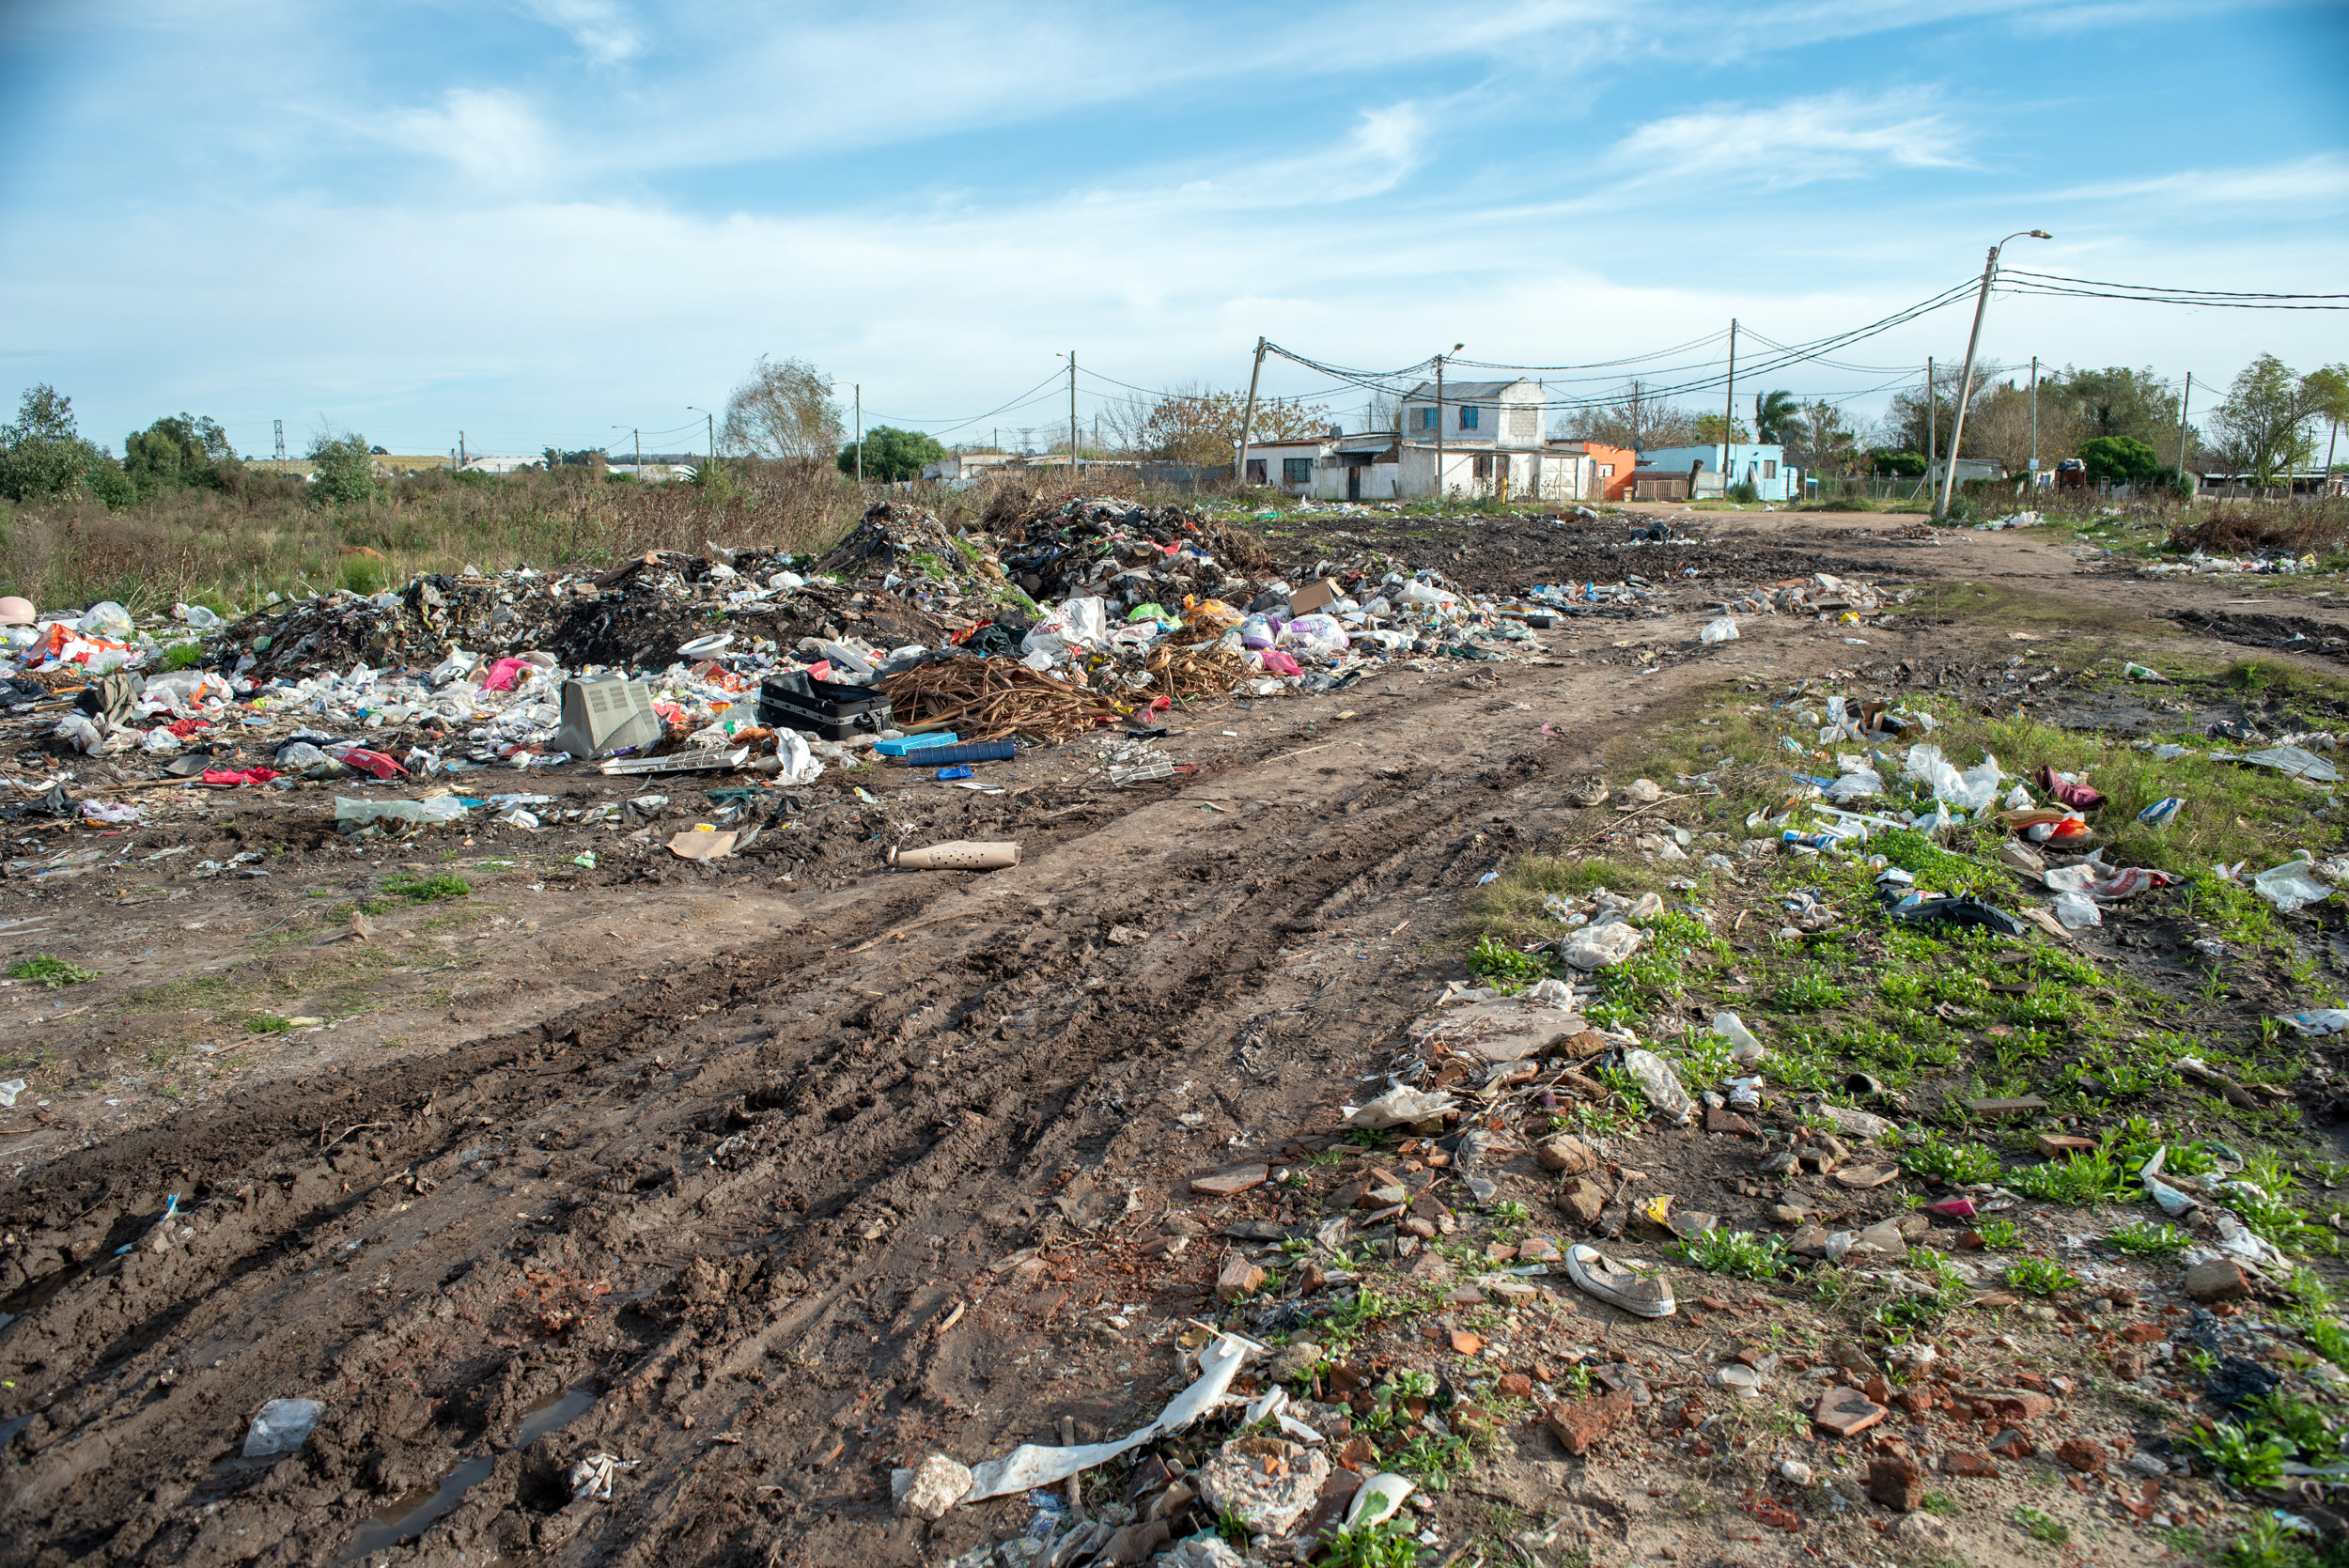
(518, 0), (642, 63)
(373, 88), (556, 190)
(2046, 151), (2349, 208)
(1610, 88), (1969, 188)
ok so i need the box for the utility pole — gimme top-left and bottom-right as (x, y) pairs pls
(854, 384), (863, 486)
(1937, 228), (2051, 521)
(1068, 349), (1079, 477)
(1435, 352), (1446, 500)
(273, 419), (286, 461)
(634, 428), (641, 471)
(2029, 357), (2039, 493)
(2176, 373), (2194, 494)
(1722, 318), (1737, 497)
(1235, 336), (1267, 490)
(459, 430), (466, 468)
(1924, 359), (1935, 503)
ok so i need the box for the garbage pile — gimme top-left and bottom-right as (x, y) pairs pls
(0, 498), (1579, 826)
(1713, 571), (1905, 621)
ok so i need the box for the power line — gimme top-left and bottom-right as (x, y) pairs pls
(2001, 269), (2349, 303)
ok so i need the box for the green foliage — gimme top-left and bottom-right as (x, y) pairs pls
(1319, 1520), (1420, 1568)
(1973, 1218), (2023, 1249)
(244, 1013), (295, 1034)
(1894, 1129), (2001, 1186)
(2077, 434), (2165, 484)
(0, 383), (110, 503)
(1768, 972), (1848, 1013)
(383, 873), (471, 902)
(1468, 935), (1556, 992)
(7, 954), (97, 988)
(309, 430), (378, 505)
(2006, 1145), (2139, 1205)
(2014, 1506), (2070, 1545)
(2108, 1220), (2193, 1257)
(124, 412), (235, 497)
(1675, 1229), (1788, 1281)
(836, 425), (947, 483)
(2186, 1421), (2290, 1489)
(2003, 1257), (2079, 1296)
(1869, 448), (1927, 477)
(2225, 1513), (2319, 1568)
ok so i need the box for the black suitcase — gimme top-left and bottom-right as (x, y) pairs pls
(756, 672), (894, 740)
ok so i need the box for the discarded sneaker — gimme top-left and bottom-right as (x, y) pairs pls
(1563, 1243), (1675, 1318)
(1568, 777), (1611, 809)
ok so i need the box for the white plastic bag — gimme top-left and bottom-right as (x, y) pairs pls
(1698, 617), (1739, 645)
(79, 600), (133, 638)
(1903, 742), (2001, 812)
(1560, 921), (1643, 970)
(775, 728), (825, 786)
(1021, 597), (1108, 660)
(173, 602), (224, 629)
(2051, 890), (2103, 929)
(1279, 613), (1350, 657)
(2253, 858), (2334, 913)
(1348, 1086), (1456, 1129)
(55, 713), (102, 753)
(1825, 768), (1881, 804)
(1623, 1048), (1695, 1125)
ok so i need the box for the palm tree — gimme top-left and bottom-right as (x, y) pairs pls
(1753, 390), (1801, 444)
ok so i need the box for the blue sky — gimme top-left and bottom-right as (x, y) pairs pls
(2, 0), (2344, 459)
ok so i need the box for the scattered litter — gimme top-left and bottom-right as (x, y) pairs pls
(242, 1398), (324, 1459)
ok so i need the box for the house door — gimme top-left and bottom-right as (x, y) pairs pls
(1346, 465), (1361, 502)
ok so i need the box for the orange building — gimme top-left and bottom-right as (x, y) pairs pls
(1581, 443), (1638, 502)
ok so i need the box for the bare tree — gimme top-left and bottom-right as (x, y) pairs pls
(1558, 380), (1698, 450)
(720, 356), (843, 463)
(1364, 392), (1400, 434)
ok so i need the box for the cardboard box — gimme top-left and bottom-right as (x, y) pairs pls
(1290, 579), (1338, 613)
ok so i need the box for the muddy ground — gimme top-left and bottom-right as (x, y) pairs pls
(3, 505), (2345, 1568)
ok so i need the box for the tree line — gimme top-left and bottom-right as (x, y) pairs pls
(1556, 355), (2349, 489)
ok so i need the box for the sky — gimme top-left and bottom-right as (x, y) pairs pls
(1, 0), (2344, 460)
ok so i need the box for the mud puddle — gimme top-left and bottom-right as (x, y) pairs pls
(337, 1384), (596, 1561)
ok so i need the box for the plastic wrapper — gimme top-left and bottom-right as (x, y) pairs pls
(1698, 616), (1738, 645)
(2253, 858), (2334, 913)
(1624, 1048), (1695, 1125)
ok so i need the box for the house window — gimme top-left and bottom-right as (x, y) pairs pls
(1459, 406), (1480, 430)
(1472, 454), (1497, 479)
(1597, 463), (1614, 478)
(1416, 407), (1439, 430)
(1244, 459), (1266, 484)
(1763, 460), (1778, 479)
(1282, 458), (1312, 485)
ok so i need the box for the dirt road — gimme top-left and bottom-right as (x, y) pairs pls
(0, 508), (2330, 1567)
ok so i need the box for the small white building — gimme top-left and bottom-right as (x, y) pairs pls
(920, 452), (1020, 486)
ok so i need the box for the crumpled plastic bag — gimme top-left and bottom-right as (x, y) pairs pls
(1903, 743), (2001, 812)
(2043, 851), (2180, 901)
(54, 712), (102, 753)
(1256, 648), (1301, 677)
(1348, 1086), (1456, 1129)
(2252, 858), (2334, 913)
(1021, 597), (1109, 660)
(1237, 613), (1278, 649)
(1699, 617), (1738, 645)
(1560, 920), (1643, 970)
(774, 728), (824, 787)
(1623, 1048), (1695, 1124)
(79, 601), (134, 639)
(173, 602), (224, 629)
(2050, 890), (2103, 929)
(2278, 1009), (2349, 1037)
(1279, 613), (1350, 658)
(1825, 768), (1881, 804)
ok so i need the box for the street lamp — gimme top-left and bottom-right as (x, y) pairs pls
(1936, 229), (2052, 521)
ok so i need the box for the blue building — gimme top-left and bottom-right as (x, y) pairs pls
(1637, 443), (1797, 502)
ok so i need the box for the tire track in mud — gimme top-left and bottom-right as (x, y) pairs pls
(0, 661), (1688, 1567)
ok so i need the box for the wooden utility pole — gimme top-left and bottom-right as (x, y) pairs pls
(854, 385), (862, 485)
(2029, 357), (2038, 493)
(1721, 318), (1737, 498)
(1235, 337), (1267, 489)
(2177, 373), (2194, 494)
(1068, 350), (1079, 479)
(1924, 359), (1936, 503)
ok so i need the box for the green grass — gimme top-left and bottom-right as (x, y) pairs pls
(242, 1013), (295, 1034)
(1319, 1521), (1420, 1568)
(2108, 1220), (2194, 1257)
(7, 954), (98, 988)
(2006, 1146), (2140, 1206)
(1457, 854), (1659, 948)
(1467, 935), (1558, 992)
(383, 872), (471, 903)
